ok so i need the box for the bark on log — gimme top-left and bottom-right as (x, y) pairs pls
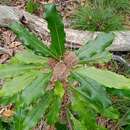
(0, 5), (130, 51)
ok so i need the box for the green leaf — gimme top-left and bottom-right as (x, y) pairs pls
(125, 125), (130, 130)
(76, 32), (114, 63)
(21, 72), (51, 105)
(45, 4), (66, 58)
(23, 92), (53, 130)
(102, 106), (120, 120)
(83, 51), (112, 64)
(55, 122), (68, 130)
(9, 22), (52, 57)
(71, 93), (98, 130)
(26, 0), (39, 14)
(97, 126), (108, 130)
(70, 90), (108, 130)
(14, 108), (26, 130)
(14, 50), (49, 65)
(0, 64), (41, 79)
(107, 88), (130, 98)
(70, 87), (99, 112)
(0, 72), (36, 97)
(46, 96), (61, 124)
(54, 81), (65, 98)
(71, 71), (111, 109)
(69, 112), (87, 130)
(73, 67), (130, 89)
(47, 81), (64, 124)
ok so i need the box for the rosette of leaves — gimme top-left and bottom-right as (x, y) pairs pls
(72, 6), (123, 32)
(1, 4), (130, 130)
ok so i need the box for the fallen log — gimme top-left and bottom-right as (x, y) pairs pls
(0, 5), (130, 51)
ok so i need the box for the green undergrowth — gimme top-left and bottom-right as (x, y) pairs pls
(72, 0), (130, 32)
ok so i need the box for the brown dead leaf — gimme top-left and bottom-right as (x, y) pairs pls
(2, 30), (16, 45)
(9, 41), (22, 48)
(51, 62), (69, 82)
(0, 54), (9, 64)
(0, 104), (15, 118)
(48, 58), (58, 68)
(0, 28), (24, 63)
(97, 116), (119, 130)
(64, 51), (78, 68)
(2, 110), (14, 118)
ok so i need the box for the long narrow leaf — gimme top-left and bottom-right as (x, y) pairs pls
(47, 81), (64, 124)
(0, 72), (37, 97)
(9, 22), (52, 57)
(70, 87), (100, 112)
(71, 95), (98, 130)
(14, 50), (49, 65)
(0, 64), (41, 79)
(71, 72), (111, 109)
(22, 72), (51, 105)
(23, 92), (53, 130)
(73, 67), (130, 89)
(47, 96), (61, 124)
(76, 32), (114, 63)
(70, 87), (109, 130)
(45, 4), (66, 58)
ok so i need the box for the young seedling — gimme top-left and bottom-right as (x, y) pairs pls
(0, 3), (130, 130)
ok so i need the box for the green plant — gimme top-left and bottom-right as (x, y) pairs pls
(72, 6), (123, 32)
(91, 0), (130, 14)
(1, 3), (130, 130)
(26, 0), (39, 14)
(72, 0), (130, 32)
(109, 0), (130, 14)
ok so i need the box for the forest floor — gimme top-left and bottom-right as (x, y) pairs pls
(0, 0), (130, 130)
